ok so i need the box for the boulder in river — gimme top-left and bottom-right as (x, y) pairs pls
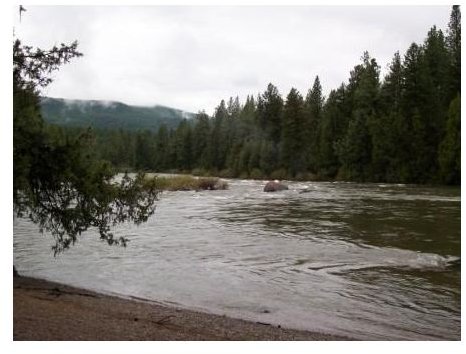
(263, 180), (288, 192)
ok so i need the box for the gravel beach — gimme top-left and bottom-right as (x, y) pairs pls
(13, 276), (351, 341)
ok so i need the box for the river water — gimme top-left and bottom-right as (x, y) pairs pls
(13, 179), (461, 340)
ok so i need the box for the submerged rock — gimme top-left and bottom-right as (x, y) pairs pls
(263, 180), (288, 192)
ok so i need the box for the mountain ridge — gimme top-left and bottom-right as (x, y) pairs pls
(40, 96), (195, 132)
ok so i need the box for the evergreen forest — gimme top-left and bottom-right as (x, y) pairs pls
(51, 6), (461, 185)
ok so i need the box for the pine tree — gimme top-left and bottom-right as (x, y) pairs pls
(227, 96), (241, 118)
(338, 52), (380, 181)
(424, 26), (450, 112)
(401, 42), (438, 182)
(257, 83), (284, 144)
(318, 85), (347, 178)
(192, 111), (211, 169)
(237, 142), (252, 177)
(379, 52), (403, 113)
(446, 5), (461, 98)
(439, 95), (461, 184)
(304, 76), (324, 173)
(373, 52), (404, 181)
(174, 119), (193, 171)
(135, 130), (155, 170)
(209, 98), (229, 171)
(154, 124), (169, 170)
(281, 88), (306, 177)
(259, 139), (276, 176)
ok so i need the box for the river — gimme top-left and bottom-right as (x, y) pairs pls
(13, 179), (461, 340)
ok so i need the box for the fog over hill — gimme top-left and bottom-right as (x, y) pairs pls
(40, 97), (195, 132)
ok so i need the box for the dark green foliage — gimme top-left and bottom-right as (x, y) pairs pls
(209, 100), (229, 171)
(337, 52), (380, 181)
(373, 52), (404, 182)
(447, 5), (461, 98)
(337, 111), (373, 181)
(135, 130), (156, 170)
(257, 83), (284, 144)
(379, 52), (403, 113)
(14, 38), (159, 254)
(401, 33), (448, 182)
(305, 76), (324, 173)
(259, 139), (277, 176)
(317, 86), (347, 178)
(13, 39), (82, 91)
(369, 111), (401, 182)
(439, 95), (461, 184)
(174, 120), (193, 171)
(95, 129), (135, 169)
(281, 88), (307, 176)
(192, 112), (211, 169)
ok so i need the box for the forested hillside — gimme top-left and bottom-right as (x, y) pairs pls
(40, 97), (194, 132)
(52, 6), (460, 185)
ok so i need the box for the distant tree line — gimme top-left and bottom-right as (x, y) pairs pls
(62, 6), (461, 185)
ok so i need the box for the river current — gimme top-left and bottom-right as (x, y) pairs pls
(13, 179), (461, 340)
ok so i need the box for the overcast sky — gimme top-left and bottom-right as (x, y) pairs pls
(14, 5), (452, 114)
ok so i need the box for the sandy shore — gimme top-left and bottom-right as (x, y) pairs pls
(13, 275), (351, 341)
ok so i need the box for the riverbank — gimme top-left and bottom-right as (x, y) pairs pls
(13, 276), (351, 341)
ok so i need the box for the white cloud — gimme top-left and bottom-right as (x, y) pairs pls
(14, 5), (452, 114)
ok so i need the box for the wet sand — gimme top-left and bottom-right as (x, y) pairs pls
(13, 276), (351, 341)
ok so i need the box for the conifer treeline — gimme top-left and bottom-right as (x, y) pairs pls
(92, 6), (460, 185)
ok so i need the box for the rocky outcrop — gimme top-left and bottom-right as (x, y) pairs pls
(14, 265), (20, 277)
(263, 181), (288, 192)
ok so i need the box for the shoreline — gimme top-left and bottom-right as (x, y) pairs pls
(13, 275), (352, 341)
(135, 171), (460, 188)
